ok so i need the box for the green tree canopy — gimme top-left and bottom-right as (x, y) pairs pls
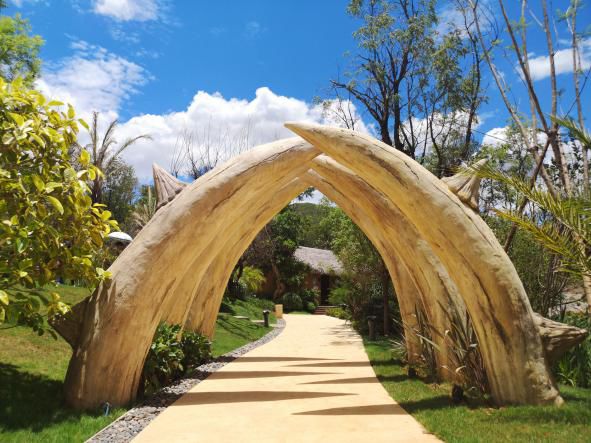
(0, 79), (117, 333)
(0, 13), (43, 85)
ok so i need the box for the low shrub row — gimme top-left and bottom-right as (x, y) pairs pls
(281, 288), (319, 313)
(142, 323), (212, 395)
(326, 306), (350, 320)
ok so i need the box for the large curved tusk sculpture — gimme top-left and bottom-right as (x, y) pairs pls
(53, 123), (588, 410)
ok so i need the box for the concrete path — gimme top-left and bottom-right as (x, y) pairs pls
(134, 315), (439, 443)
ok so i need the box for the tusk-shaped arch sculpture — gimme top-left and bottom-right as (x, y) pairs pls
(285, 122), (561, 406)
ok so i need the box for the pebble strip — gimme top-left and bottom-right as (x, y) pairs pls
(88, 319), (286, 443)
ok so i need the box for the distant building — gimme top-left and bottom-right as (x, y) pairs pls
(294, 246), (344, 305)
(257, 246), (344, 304)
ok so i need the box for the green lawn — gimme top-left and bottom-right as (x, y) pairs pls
(0, 286), (276, 442)
(364, 338), (591, 443)
(213, 297), (276, 356)
(0, 285), (125, 443)
(211, 313), (273, 356)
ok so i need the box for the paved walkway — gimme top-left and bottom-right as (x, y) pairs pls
(134, 315), (439, 443)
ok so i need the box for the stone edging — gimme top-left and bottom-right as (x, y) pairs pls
(87, 319), (286, 443)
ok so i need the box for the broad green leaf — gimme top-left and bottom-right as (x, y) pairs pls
(46, 196), (64, 214)
(79, 149), (90, 167)
(44, 182), (62, 192)
(8, 112), (24, 126)
(32, 174), (44, 191)
(0, 290), (9, 306)
(30, 132), (45, 147)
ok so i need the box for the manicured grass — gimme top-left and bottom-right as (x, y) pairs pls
(0, 287), (276, 441)
(211, 313), (273, 357)
(220, 297), (277, 323)
(0, 285), (125, 443)
(364, 338), (591, 443)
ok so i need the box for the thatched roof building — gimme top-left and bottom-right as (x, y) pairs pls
(294, 246), (343, 275)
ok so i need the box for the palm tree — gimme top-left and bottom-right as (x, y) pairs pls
(469, 118), (591, 313)
(131, 186), (157, 234)
(472, 165), (591, 279)
(84, 111), (152, 203)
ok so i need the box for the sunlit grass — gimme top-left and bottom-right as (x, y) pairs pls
(364, 338), (591, 443)
(0, 286), (276, 441)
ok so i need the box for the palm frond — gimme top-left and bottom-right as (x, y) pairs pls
(464, 162), (591, 278)
(552, 115), (591, 150)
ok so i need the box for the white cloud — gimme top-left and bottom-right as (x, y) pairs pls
(115, 88), (368, 180)
(35, 41), (150, 122)
(482, 126), (508, 147)
(527, 39), (591, 81)
(109, 26), (141, 44)
(34, 42), (368, 183)
(399, 111), (483, 156)
(92, 0), (160, 22)
(435, 0), (493, 39)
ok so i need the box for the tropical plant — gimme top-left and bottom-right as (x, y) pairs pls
(142, 322), (211, 394)
(282, 292), (303, 312)
(238, 266), (266, 295)
(242, 204), (307, 300)
(555, 314), (591, 388)
(80, 111), (151, 204)
(180, 329), (212, 369)
(326, 306), (350, 320)
(131, 185), (157, 234)
(0, 79), (117, 334)
(469, 163), (591, 281)
(102, 158), (138, 229)
(299, 288), (319, 312)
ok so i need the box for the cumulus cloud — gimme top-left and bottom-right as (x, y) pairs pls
(396, 111), (483, 157)
(34, 43), (368, 182)
(35, 40), (150, 122)
(527, 39), (591, 81)
(482, 126), (509, 147)
(92, 0), (161, 22)
(116, 88), (368, 180)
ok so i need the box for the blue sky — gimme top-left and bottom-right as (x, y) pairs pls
(6, 0), (591, 180)
(12, 0), (361, 119)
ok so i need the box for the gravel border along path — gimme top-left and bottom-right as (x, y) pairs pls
(87, 319), (286, 443)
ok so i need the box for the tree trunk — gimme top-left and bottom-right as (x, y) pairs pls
(271, 262), (285, 301)
(381, 262), (390, 336)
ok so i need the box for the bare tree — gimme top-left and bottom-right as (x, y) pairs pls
(317, 84), (361, 130)
(332, 0), (437, 157)
(175, 120), (256, 180)
(562, 0), (588, 192)
(469, 0), (591, 313)
(169, 132), (187, 178)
